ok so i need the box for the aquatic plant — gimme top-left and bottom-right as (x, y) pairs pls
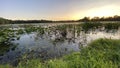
(17, 29), (24, 34)
(104, 23), (120, 30)
(81, 22), (102, 32)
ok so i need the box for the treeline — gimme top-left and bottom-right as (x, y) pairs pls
(0, 17), (76, 24)
(0, 17), (53, 24)
(12, 20), (53, 24)
(79, 15), (120, 22)
(0, 17), (12, 24)
(1, 15), (120, 24)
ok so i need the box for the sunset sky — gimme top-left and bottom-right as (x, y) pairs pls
(0, 0), (120, 20)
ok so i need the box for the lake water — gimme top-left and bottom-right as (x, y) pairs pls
(0, 23), (120, 65)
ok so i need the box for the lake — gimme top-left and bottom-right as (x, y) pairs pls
(0, 22), (120, 65)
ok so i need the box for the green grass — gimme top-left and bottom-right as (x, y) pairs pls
(1, 38), (120, 68)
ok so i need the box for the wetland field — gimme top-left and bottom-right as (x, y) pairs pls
(0, 22), (120, 68)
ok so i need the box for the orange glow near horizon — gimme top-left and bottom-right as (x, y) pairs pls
(69, 5), (120, 20)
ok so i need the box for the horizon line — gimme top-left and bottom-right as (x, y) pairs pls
(0, 15), (120, 21)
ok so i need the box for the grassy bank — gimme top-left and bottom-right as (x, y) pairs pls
(0, 38), (120, 68)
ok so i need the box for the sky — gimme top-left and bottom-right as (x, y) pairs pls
(0, 0), (120, 20)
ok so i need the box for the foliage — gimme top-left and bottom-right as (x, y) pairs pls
(0, 17), (12, 24)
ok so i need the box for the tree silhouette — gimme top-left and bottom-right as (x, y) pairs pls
(79, 15), (120, 22)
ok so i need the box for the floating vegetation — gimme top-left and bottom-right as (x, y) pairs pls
(17, 29), (24, 34)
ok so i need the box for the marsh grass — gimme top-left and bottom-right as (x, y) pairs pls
(81, 22), (102, 31)
(103, 23), (120, 32)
